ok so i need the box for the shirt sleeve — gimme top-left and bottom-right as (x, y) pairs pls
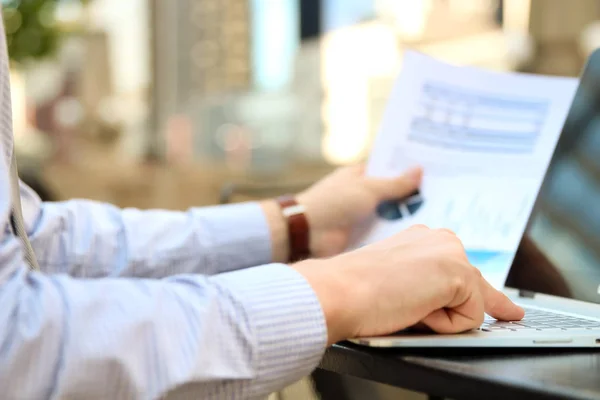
(0, 262), (327, 400)
(19, 182), (275, 278)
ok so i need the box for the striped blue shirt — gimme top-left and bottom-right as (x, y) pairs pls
(0, 15), (327, 400)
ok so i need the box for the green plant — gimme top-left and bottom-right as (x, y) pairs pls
(2, 0), (91, 64)
(2, 0), (61, 64)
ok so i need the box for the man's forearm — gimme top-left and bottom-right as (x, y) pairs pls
(0, 264), (327, 399)
(28, 197), (274, 278)
(294, 258), (359, 345)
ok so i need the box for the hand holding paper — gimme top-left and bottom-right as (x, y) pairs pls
(351, 51), (579, 289)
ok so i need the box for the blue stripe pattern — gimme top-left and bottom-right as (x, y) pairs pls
(0, 14), (326, 400)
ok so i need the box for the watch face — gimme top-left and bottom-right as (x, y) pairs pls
(376, 189), (424, 221)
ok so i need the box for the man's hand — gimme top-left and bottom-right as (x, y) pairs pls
(294, 225), (525, 345)
(297, 165), (423, 258)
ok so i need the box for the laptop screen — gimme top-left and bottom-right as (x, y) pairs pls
(507, 49), (600, 305)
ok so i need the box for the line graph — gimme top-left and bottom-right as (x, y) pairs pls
(416, 184), (535, 249)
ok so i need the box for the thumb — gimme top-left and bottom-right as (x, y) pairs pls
(367, 167), (423, 200)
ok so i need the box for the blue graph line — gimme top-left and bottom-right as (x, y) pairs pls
(409, 137), (534, 154)
(422, 82), (550, 110)
(417, 103), (546, 124)
(411, 119), (539, 140)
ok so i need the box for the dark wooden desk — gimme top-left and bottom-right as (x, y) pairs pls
(318, 342), (600, 400)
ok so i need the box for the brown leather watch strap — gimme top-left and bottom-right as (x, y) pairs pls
(275, 195), (310, 263)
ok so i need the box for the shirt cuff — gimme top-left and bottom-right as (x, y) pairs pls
(210, 263), (327, 398)
(191, 202), (273, 273)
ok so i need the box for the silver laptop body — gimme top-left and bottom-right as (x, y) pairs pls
(351, 289), (600, 348)
(352, 49), (600, 349)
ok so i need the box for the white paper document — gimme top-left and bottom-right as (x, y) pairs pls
(352, 50), (579, 289)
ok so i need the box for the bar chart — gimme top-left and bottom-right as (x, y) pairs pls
(408, 82), (550, 154)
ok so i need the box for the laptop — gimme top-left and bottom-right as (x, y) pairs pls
(351, 49), (600, 348)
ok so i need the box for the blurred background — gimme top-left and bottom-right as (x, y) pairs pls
(10, 0), (599, 211)
(6, 0), (600, 399)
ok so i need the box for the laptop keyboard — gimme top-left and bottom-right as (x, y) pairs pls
(481, 307), (600, 332)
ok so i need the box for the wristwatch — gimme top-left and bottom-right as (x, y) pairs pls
(275, 195), (310, 263)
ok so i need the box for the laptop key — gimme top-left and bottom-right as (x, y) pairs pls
(490, 321), (518, 326)
(514, 323), (552, 328)
(529, 328), (566, 332)
(506, 325), (533, 330)
(481, 326), (508, 332)
(483, 322), (536, 330)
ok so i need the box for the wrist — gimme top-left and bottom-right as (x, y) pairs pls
(293, 257), (360, 345)
(275, 195), (311, 262)
(295, 192), (323, 258)
(260, 200), (289, 263)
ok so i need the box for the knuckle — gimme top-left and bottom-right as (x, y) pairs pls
(444, 234), (468, 257)
(433, 229), (467, 252)
(470, 266), (483, 279)
(434, 229), (461, 245)
(436, 228), (457, 237)
(449, 275), (467, 294)
(410, 224), (429, 231)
